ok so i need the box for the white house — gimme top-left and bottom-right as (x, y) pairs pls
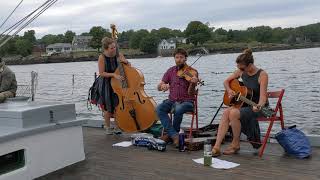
(175, 37), (187, 44)
(157, 37), (187, 56)
(46, 43), (72, 54)
(72, 35), (94, 51)
(158, 39), (176, 50)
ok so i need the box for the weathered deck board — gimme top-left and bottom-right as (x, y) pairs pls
(36, 127), (320, 180)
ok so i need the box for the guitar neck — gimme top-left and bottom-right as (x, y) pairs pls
(238, 95), (257, 107)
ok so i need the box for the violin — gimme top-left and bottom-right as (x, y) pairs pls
(177, 64), (204, 86)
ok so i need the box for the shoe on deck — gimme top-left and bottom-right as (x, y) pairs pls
(105, 127), (114, 135)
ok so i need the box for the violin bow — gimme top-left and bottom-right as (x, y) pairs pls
(187, 47), (209, 68)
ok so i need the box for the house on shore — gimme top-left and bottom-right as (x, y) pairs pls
(46, 43), (72, 54)
(32, 44), (46, 57)
(157, 37), (187, 56)
(72, 35), (95, 51)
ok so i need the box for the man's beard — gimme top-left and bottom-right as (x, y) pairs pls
(177, 63), (185, 69)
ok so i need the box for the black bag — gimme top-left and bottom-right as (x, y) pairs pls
(87, 77), (102, 110)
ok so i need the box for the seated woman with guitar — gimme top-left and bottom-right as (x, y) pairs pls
(212, 48), (269, 157)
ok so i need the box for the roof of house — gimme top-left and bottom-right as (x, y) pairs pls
(175, 37), (187, 41)
(166, 38), (177, 43)
(72, 36), (93, 49)
(73, 35), (93, 41)
(160, 37), (187, 45)
(46, 43), (72, 48)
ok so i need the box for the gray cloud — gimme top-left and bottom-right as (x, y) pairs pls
(0, 0), (319, 38)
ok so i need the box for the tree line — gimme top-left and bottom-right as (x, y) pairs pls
(0, 21), (319, 57)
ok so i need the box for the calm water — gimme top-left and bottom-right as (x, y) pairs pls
(9, 48), (320, 135)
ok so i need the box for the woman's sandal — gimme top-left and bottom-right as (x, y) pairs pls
(223, 146), (240, 155)
(211, 147), (221, 157)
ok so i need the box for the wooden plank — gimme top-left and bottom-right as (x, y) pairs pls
(36, 127), (320, 180)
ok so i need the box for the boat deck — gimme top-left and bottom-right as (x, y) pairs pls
(37, 127), (320, 180)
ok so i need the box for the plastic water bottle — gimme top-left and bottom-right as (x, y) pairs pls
(203, 139), (212, 166)
(178, 129), (185, 152)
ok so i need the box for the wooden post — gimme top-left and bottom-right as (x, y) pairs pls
(31, 71), (36, 101)
(72, 74), (75, 86)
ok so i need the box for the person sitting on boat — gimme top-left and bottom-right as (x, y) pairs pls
(156, 48), (198, 147)
(211, 48), (269, 156)
(97, 37), (130, 135)
(0, 57), (17, 103)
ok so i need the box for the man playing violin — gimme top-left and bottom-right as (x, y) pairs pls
(211, 48), (269, 157)
(156, 48), (199, 147)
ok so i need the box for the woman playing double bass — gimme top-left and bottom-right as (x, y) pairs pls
(211, 49), (269, 156)
(97, 37), (130, 135)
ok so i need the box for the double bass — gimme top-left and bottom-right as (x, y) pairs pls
(110, 24), (158, 132)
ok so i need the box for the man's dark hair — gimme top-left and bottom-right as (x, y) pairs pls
(173, 48), (188, 58)
(0, 57), (2, 62)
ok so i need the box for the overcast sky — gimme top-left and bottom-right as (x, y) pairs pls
(0, 0), (319, 38)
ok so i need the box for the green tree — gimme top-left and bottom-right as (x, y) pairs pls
(0, 36), (17, 56)
(247, 26), (273, 43)
(139, 35), (160, 54)
(185, 21), (211, 45)
(40, 34), (62, 46)
(89, 26), (107, 51)
(212, 28), (228, 42)
(118, 29), (134, 42)
(15, 38), (32, 56)
(129, 29), (149, 49)
(270, 27), (285, 43)
(226, 30), (234, 41)
(296, 23), (320, 42)
(172, 29), (184, 37)
(80, 32), (90, 36)
(64, 30), (76, 43)
(215, 28), (228, 36)
(157, 27), (174, 39)
(56, 34), (65, 43)
(23, 30), (36, 44)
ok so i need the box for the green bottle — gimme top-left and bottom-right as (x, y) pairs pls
(203, 139), (212, 166)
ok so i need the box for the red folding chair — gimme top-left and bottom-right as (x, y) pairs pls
(256, 89), (285, 157)
(162, 90), (199, 138)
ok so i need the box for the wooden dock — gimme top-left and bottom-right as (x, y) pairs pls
(36, 127), (320, 180)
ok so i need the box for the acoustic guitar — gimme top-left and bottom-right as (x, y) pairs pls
(223, 79), (274, 117)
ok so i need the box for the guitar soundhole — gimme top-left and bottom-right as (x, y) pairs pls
(230, 97), (237, 105)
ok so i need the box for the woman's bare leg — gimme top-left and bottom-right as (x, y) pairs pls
(213, 108), (231, 150)
(229, 108), (241, 148)
(103, 110), (112, 128)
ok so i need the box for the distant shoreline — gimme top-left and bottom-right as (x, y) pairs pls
(4, 43), (320, 66)
(203, 42), (320, 55)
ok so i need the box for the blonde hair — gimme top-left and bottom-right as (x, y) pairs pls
(236, 48), (254, 65)
(101, 37), (115, 50)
